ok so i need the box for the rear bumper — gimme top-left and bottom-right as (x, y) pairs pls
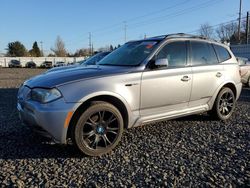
(236, 82), (242, 100)
(17, 98), (77, 144)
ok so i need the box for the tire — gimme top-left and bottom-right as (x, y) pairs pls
(210, 87), (236, 121)
(73, 102), (124, 156)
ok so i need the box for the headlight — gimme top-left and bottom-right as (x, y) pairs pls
(31, 88), (62, 103)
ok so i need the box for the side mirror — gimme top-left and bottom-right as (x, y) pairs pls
(155, 58), (168, 67)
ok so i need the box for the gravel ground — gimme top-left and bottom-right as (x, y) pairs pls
(0, 68), (249, 187)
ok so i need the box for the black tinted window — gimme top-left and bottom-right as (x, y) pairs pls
(191, 41), (218, 65)
(213, 44), (231, 62)
(156, 41), (187, 67)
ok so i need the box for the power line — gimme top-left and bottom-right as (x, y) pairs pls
(128, 0), (220, 29)
(100, 0), (222, 44)
(187, 17), (247, 35)
(89, 0), (221, 44)
(91, 0), (221, 44)
(63, 0), (192, 46)
(80, 0), (191, 37)
(65, 0), (225, 49)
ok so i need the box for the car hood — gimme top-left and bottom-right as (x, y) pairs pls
(47, 64), (79, 73)
(24, 65), (138, 88)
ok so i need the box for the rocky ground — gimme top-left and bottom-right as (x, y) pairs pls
(0, 68), (249, 187)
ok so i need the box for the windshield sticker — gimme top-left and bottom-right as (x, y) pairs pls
(141, 41), (157, 49)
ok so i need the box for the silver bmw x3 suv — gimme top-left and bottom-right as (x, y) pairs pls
(17, 33), (242, 156)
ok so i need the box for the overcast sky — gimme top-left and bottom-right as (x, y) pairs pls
(0, 0), (249, 54)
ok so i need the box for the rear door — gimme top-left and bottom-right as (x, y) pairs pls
(189, 40), (224, 107)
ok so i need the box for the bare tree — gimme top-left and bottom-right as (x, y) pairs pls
(216, 22), (238, 43)
(74, 48), (89, 57)
(199, 23), (214, 39)
(98, 45), (110, 52)
(51, 36), (67, 57)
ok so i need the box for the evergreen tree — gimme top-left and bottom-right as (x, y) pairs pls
(29, 41), (41, 57)
(110, 45), (114, 51)
(6, 41), (27, 57)
(33, 41), (41, 57)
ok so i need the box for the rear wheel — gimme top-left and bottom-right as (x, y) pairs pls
(73, 102), (124, 156)
(210, 87), (235, 121)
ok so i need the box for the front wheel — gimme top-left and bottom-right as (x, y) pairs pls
(73, 102), (124, 156)
(210, 87), (236, 121)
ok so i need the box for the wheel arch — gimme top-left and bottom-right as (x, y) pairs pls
(208, 81), (237, 110)
(66, 94), (130, 140)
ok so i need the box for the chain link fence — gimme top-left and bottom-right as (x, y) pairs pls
(230, 44), (250, 59)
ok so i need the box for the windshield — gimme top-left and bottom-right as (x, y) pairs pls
(98, 41), (159, 66)
(79, 52), (109, 65)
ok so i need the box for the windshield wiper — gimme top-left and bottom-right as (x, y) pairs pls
(98, 63), (139, 66)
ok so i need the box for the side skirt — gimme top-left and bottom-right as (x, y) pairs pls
(132, 104), (209, 127)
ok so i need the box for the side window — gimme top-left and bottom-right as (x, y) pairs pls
(213, 44), (231, 62)
(156, 41), (187, 67)
(190, 41), (218, 66)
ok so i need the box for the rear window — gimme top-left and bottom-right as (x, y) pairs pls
(213, 44), (231, 62)
(190, 41), (218, 66)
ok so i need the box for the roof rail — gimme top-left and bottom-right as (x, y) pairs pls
(165, 33), (207, 39)
(165, 33), (219, 42)
(147, 33), (217, 41)
(134, 33), (219, 43)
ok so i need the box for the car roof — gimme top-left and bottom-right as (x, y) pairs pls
(127, 33), (223, 46)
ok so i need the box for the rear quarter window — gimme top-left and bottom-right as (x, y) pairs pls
(213, 44), (231, 62)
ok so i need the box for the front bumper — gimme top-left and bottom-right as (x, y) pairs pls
(17, 98), (77, 144)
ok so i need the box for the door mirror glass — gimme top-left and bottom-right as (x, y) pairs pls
(155, 58), (168, 67)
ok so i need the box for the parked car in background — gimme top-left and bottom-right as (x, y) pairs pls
(67, 62), (75, 66)
(47, 52), (110, 73)
(17, 33), (242, 156)
(40, 61), (53, 69)
(9, 60), (22, 68)
(54, 61), (66, 67)
(79, 52), (110, 66)
(236, 57), (250, 87)
(25, 61), (37, 68)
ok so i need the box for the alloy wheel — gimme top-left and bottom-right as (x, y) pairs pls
(81, 110), (120, 150)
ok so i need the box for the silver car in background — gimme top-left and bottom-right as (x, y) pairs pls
(47, 52), (110, 73)
(17, 33), (242, 156)
(236, 56), (250, 87)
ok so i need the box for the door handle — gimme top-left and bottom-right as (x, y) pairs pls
(181, 76), (191, 82)
(216, 72), (222, 77)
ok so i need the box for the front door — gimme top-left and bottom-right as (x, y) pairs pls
(140, 40), (192, 117)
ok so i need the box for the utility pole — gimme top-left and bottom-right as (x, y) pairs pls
(40, 41), (43, 56)
(88, 32), (92, 56)
(238, 0), (242, 43)
(123, 21), (127, 43)
(246, 11), (249, 44)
